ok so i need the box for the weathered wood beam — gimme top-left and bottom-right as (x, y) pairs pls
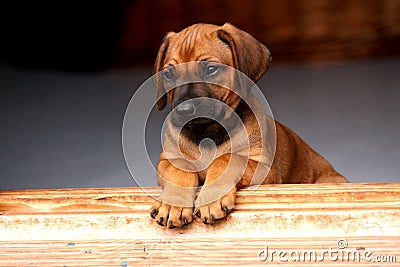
(0, 183), (399, 266)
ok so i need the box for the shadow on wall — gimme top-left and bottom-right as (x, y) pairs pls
(0, 2), (126, 71)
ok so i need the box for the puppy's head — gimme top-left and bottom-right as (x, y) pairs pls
(153, 23), (271, 128)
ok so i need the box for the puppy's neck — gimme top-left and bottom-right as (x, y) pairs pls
(179, 99), (250, 146)
(181, 122), (229, 147)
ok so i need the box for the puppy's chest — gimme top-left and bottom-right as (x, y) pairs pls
(197, 168), (208, 184)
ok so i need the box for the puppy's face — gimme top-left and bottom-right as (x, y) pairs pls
(154, 23), (272, 130)
(163, 64), (237, 128)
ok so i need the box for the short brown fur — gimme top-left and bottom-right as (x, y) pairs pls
(150, 23), (347, 228)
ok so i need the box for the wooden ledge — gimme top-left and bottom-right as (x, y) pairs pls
(1, 183), (399, 266)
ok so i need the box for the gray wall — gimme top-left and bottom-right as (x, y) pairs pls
(0, 60), (399, 190)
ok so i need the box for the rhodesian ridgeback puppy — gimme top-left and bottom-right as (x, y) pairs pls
(150, 23), (348, 228)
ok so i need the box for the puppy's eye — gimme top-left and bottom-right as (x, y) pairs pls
(163, 70), (174, 81)
(205, 65), (219, 76)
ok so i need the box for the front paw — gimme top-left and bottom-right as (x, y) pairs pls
(194, 188), (236, 224)
(150, 200), (193, 228)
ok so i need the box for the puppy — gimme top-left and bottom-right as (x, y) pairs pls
(150, 23), (348, 228)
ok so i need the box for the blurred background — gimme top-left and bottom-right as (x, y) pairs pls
(1, 0), (399, 189)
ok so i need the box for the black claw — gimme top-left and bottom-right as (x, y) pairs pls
(182, 218), (189, 226)
(150, 209), (158, 219)
(194, 209), (201, 218)
(203, 217), (209, 224)
(210, 215), (224, 223)
(157, 217), (164, 226)
(223, 206), (232, 214)
(168, 220), (175, 229)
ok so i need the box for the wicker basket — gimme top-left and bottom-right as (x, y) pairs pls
(119, 0), (400, 65)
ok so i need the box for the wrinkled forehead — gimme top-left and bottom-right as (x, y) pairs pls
(164, 26), (233, 66)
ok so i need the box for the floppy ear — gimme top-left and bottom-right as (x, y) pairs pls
(217, 23), (272, 82)
(153, 32), (175, 111)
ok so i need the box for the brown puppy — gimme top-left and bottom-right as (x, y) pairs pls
(150, 23), (347, 228)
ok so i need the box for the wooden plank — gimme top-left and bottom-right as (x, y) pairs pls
(0, 183), (399, 266)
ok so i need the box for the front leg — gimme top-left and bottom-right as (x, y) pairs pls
(150, 157), (198, 228)
(194, 154), (259, 224)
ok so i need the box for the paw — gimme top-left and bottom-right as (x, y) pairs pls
(194, 189), (236, 224)
(150, 200), (193, 228)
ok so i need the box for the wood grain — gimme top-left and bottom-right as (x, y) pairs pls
(1, 183), (399, 266)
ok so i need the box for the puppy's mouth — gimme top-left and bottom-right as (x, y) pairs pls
(186, 117), (217, 127)
(172, 108), (225, 127)
(170, 97), (226, 128)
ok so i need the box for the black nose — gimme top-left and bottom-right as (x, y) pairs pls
(175, 102), (196, 116)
